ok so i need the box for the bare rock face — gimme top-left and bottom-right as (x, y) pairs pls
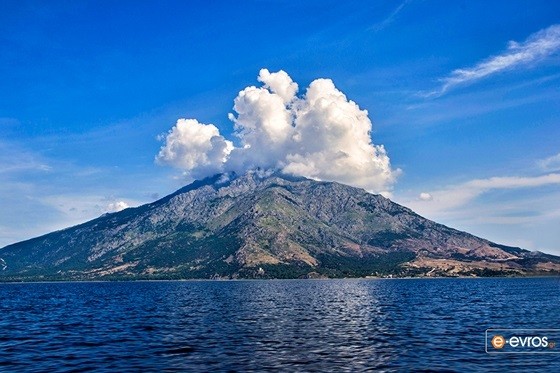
(1, 171), (559, 280)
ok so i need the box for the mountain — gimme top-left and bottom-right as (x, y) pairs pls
(1, 172), (559, 281)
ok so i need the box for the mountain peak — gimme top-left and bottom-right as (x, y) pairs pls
(1, 173), (559, 281)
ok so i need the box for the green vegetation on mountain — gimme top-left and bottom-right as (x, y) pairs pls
(1, 172), (559, 281)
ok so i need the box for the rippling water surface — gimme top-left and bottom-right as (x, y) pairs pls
(1, 278), (559, 372)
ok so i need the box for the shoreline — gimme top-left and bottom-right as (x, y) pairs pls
(1, 274), (559, 284)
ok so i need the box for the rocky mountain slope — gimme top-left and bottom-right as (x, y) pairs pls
(1, 171), (559, 280)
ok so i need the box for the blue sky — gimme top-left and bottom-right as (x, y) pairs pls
(1, 0), (560, 255)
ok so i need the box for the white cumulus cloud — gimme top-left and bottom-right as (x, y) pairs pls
(419, 192), (432, 201)
(156, 119), (233, 180)
(106, 201), (129, 213)
(156, 69), (399, 194)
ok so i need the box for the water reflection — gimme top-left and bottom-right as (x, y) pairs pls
(0, 278), (559, 372)
(156, 280), (396, 370)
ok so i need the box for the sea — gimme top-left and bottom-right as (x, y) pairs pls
(0, 277), (559, 372)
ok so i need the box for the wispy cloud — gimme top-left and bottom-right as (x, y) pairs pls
(0, 139), (151, 247)
(39, 194), (137, 219)
(0, 192), (140, 248)
(426, 24), (560, 97)
(395, 173), (560, 253)
(369, 0), (411, 32)
(0, 141), (52, 174)
(538, 152), (560, 172)
(402, 173), (560, 215)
